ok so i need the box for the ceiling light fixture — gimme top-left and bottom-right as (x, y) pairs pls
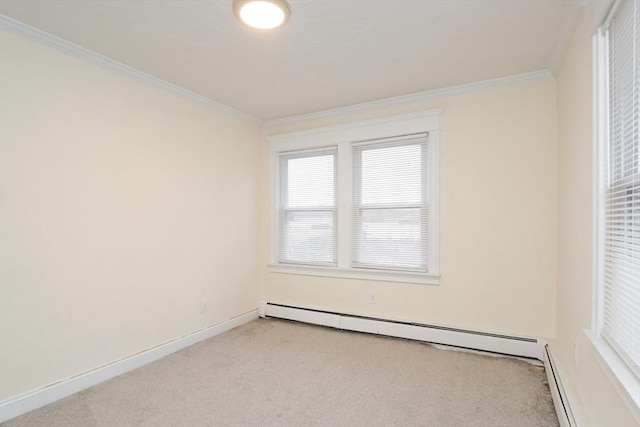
(233, 0), (290, 30)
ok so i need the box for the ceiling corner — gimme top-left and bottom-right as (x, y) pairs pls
(547, 1), (586, 76)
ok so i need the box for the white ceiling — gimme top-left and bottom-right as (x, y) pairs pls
(0, 0), (579, 121)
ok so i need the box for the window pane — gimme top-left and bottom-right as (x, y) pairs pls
(608, 0), (639, 185)
(354, 208), (426, 270)
(352, 136), (429, 272)
(603, 182), (640, 374)
(287, 154), (334, 208)
(281, 210), (335, 264)
(361, 144), (422, 205)
(279, 149), (337, 265)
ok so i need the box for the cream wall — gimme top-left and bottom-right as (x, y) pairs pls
(4, 6), (637, 425)
(555, 7), (640, 426)
(0, 32), (261, 400)
(259, 79), (559, 339)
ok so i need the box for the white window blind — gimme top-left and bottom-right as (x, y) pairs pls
(603, 0), (640, 377)
(268, 109), (441, 284)
(279, 148), (337, 265)
(352, 134), (429, 272)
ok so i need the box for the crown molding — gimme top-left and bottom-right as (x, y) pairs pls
(0, 14), (262, 126)
(0, 13), (560, 131)
(267, 108), (442, 147)
(262, 69), (555, 129)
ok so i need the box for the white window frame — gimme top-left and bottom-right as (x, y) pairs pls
(351, 135), (429, 272)
(591, 0), (640, 410)
(278, 148), (338, 266)
(267, 109), (441, 285)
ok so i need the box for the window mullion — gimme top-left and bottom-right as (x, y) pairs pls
(336, 142), (352, 269)
(427, 130), (440, 274)
(267, 108), (441, 284)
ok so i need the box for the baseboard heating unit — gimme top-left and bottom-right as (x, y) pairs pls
(258, 302), (543, 360)
(542, 344), (577, 427)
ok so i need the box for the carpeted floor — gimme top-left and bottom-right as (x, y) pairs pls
(2, 318), (559, 427)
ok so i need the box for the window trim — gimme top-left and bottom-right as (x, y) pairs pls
(267, 109), (441, 285)
(351, 135), (430, 272)
(278, 147), (338, 266)
(591, 0), (640, 411)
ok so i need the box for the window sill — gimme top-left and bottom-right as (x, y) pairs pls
(268, 263), (440, 285)
(584, 330), (640, 413)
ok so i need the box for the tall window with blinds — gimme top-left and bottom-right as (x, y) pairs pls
(601, 0), (639, 378)
(279, 149), (337, 266)
(352, 135), (429, 272)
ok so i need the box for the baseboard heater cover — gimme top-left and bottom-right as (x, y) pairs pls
(259, 302), (543, 360)
(543, 345), (577, 427)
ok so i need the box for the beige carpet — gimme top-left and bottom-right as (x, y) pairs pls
(2, 318), (559, 427)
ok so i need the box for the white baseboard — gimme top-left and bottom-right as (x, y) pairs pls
(0, 310), (258, 423)
(260, 302), (543, 360)
(542, 344), (577, 427)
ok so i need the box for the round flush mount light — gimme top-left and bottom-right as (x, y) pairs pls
(233, 0), (290, 30)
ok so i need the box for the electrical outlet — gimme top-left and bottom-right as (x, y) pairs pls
(367, 292), (377, 304)
(200, 299), (208, 314)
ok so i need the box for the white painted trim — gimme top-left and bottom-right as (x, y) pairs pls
(428, 129), (440, 273)
(592, 0), (616, 30)
(267, 109), (442, 151)
(585, 330), (640, 413)
(261, 71), (554, 129)
(258, 301), (268, 317)
(548, 1), (585, 76)
(0, 13), (558, 130)
(0, 14), (262, 126)
(262, 302), (541, 360)
(336, 142), (353, 269)
(543, 345), (577, 427)
(590, 19), (640, 417)
(268, 263), (440, 285)
(592, 29), (608, 334)
(268, 110), (441, 282)
(602, 0), (624, 30)
(0, 310), (258, 423)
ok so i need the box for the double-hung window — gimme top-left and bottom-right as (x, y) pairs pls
(268, 110), (440, 284)
(595, 0), (639, 382)
(279, 149), (337, 266)
(352, 135), (429, 271)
